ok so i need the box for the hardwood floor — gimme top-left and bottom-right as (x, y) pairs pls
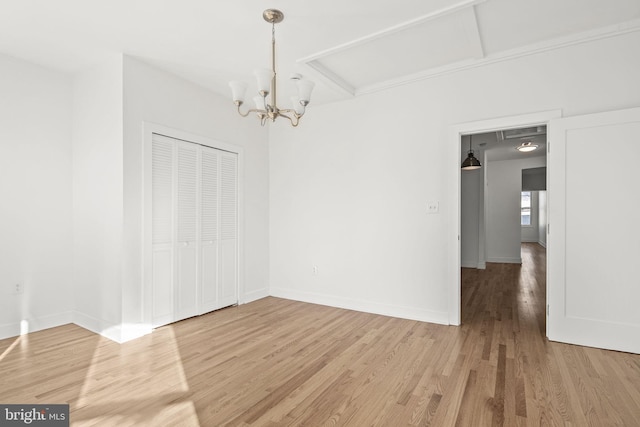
(1, 243), (639, 426)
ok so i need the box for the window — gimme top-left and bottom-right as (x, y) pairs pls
(521, 191), (531, 226)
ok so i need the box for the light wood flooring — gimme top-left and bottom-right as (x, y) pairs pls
(1, 243), (639, 426)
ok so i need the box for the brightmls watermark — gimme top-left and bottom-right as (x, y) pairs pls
(0, 405), (68, 426)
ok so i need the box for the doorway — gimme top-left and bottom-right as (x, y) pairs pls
(447, 110), (560, 326)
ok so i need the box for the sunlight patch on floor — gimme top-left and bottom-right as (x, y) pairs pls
(73, 326), (198, 425)
(0, 336), (21, 363)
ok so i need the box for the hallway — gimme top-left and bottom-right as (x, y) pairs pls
(460, 242), (639, 425)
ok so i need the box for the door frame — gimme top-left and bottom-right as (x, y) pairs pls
(142, 122), (244, 328)
(447, 110), (561, 326)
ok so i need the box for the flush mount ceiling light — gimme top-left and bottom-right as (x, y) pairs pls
(516, 140), (539, 152)
(228, 9), (315, 127)
(461, 134), (482, 171)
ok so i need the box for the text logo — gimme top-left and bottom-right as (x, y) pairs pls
(0, 405), (69, 426)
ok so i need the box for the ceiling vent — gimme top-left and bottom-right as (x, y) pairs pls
(500, 126), (547, 140)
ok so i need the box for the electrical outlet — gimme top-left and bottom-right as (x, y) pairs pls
(427, 201), (439, 214)
(15, 283), (24, 295)
(312, 266), (318, 276)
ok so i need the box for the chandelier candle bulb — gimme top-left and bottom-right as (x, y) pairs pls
(254, 68), (274, 96)
(229, 80), (248, 104)
(291, 96), (305, 115)
(297, 79), (315, 104)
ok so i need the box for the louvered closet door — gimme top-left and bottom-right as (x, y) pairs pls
(219, 152), (238, 307)
(151, 134), (238, 327)
(200, 148), (219, 313)
(176, 141), (199, 320)
(151, 136), (175, 327)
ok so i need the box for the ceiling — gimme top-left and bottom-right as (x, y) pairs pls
(463, 126), (547, 163)
(1, 1), (639, 106)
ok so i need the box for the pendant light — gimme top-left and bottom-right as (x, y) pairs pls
(461, 134), (482, 170)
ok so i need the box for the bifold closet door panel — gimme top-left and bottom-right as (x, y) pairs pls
(151, 133), (238, 326)
(200, 148), (219, 314)
(219, 153), (238, 307)
(152, 247), (173, 326)
(176, 142), (199, 320)
(152, 136), (175, 327)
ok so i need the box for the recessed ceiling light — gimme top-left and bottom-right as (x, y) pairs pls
(516, 141), (538, 152)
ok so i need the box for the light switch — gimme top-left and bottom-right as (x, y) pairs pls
(427, 201), (439, 214)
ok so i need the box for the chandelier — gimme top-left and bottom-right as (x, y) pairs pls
(228, 9), (315, 127)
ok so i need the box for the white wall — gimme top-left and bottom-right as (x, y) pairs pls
(538, 190), (547, 247)
(461, 143), (486, 270)
(122, 57), (270, 335)
(0, 54), (74, 338)
(461, 166), (482, 268)
(2, 29), (639, 339)
(269, 30), (640, 325)
(486, 156), (545, 263)
(71, 56), (124, 340)
(0, 53), (270, 343)
(521, 191), (539, 243)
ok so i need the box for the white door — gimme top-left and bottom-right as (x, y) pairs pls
(151, 134), (239, 327)
(219, 153), (239, 308)
(151, 137), (175, 327)
(199, 148), (239, 313)
(176, 141), (199, 320)
(199, 148), (219, 314)
(548, 107), (640, 353)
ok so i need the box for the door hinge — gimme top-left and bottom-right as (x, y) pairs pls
(547, 304), (550, 316)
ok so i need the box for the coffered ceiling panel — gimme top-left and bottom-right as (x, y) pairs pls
(302, 3), (483, 94)
(477, 0), (640, 54)
(297, 0), (640, 100)
(1, 0), (639, 105)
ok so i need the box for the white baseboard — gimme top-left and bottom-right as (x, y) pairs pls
(461, 259), (476, 268)
(269, 287), (449, 325)
(538, 240), (547, 248)
(486, 257), (522, 264)
(103, 323), (153, 343)
(240, 288), (269, 304)
(72, 311), (150, 344)
(0, 311), (74, 341)
(73, 311), (115, 341)
(461, 260), (487, 270)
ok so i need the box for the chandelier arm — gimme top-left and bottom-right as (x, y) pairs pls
(277, 111), (301, 127)
(236, 106), (252, 118)
(278, 108), (303, 118)
(236, 104), (268, 118)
